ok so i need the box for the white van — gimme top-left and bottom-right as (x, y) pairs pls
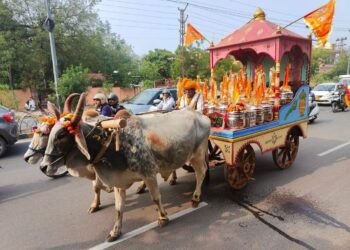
(339, 75), (350, 85)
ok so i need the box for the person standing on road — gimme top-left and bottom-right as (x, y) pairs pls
(107, 93), (125, 116)
(93, 93), (112, 117)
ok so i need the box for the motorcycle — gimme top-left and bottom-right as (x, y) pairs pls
(330, 86), (347, 112)
(309, 92), (320, 123)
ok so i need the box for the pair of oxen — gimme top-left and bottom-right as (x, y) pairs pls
(24, 93), (210, 242)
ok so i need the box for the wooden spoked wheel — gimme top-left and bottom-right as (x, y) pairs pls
(208, 140), (225, 167)
(224, 145), (255, 190)
(272, 129), (299, 169)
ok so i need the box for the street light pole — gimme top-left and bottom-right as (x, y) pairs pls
(44, 0), (60, 111)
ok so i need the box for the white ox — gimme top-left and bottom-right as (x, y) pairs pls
(40, 93), (210, 242)
(23, 94), (113, 213)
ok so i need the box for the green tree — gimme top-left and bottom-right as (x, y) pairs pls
(49, 65), (89, 106)
(170, 46), (210, 79)
(310, 47), (334, 77)
(138, 49), (175, 87)
(311, 53), (349, 84)
(0, 0), (139, 91)
(214, 57), (241, 81)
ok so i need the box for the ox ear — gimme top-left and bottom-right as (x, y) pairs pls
(75, 130), (91, 160)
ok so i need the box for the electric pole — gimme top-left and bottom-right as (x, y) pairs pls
(178, 3), (188, 77)
(44, 0), (60, 111)
(336, 37), (347, 53)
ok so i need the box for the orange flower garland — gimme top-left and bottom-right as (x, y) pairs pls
(60, 113), (80, 136)
(40, 116), (56, 126)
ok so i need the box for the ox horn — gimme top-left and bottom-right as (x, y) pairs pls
(47, 101), (60, 120)
(36, 101), (49, 116)
(63, 93), (80, 113)
(100, 118), (127, 129)
(71, 93), (86, 127)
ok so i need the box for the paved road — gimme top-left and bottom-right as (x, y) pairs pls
(1, 106), (350, 250)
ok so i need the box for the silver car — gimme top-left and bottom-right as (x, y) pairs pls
(0, 106), (18, 157)
(311, 83), (342, 105)
(121, 87), (177, 114)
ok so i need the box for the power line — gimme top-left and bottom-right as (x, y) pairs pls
(97, 16), (178, 27)
(97, 4), (177, 15)
(161, 0), (252, 18)
(189, 20), (231, 34)
(105, 24), (178, 31)
(97, 9), (175, 20)
(189, 12), (240, 28)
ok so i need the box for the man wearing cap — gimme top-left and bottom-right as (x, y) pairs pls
(93, 93), (112, 117)
(155, 89), (175, 111)
(179, 78), (204, 113)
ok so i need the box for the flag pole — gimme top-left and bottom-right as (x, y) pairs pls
(281, 16), (305, 30)
(281, 5), (319, 30)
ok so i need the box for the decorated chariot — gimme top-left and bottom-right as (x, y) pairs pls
(201, 9), (312, 189)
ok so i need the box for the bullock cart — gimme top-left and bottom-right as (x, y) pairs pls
(208, 85), (309, 189)
(206, 8), (312, 189)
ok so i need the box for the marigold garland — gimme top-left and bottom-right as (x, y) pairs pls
(40, 116), (56, 126)
(60, 113), (80, 136)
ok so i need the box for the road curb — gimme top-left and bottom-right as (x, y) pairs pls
(18, 133), (34, 140)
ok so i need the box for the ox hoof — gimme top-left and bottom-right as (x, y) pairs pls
(88, 206), (100, 213)
(191, 199), (200, 208)
(169, 179), (177, 186)
(158, 218), (169, 227)
(106, 233), (121, 242)
(136, 186), (146, 194)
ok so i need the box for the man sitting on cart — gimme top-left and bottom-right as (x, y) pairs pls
(179, 78), (204, 113)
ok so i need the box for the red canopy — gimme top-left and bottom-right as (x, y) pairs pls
(209, 8), (312, 83)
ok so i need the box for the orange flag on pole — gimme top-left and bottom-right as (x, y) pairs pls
(304, 0), (335, 46)
(184, 23), (204, 47)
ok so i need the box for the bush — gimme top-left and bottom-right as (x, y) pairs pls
(0, 84), (19, 109)
(48, 65), (89, 107)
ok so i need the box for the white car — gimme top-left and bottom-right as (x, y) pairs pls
(311, 83), (342, 105)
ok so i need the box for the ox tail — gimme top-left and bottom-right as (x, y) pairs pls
(204, 148), (210, 186)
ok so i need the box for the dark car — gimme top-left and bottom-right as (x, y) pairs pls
(0, 106), (18, 157)
(121, 87), (177, 114)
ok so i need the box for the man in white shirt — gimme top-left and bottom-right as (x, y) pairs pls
(155, 89), (175, 111)
(179, 79), (204, 113)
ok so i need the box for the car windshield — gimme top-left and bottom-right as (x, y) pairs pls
(126, 89), (159, 105)
(313, 84), (335, 91)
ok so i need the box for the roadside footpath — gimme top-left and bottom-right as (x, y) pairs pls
(15, 110), (42, 140)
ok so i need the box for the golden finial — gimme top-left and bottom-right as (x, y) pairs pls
(254, 8), (266, 20)
(276, 25), (282, 34)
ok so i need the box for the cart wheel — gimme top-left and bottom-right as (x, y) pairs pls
(224, 145), (255, 190)
(208, 140), (225, 167)
(272, 129), (299, 169)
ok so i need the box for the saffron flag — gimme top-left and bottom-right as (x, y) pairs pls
(304, 0), (335, 46)
(184, 23), (204, 47)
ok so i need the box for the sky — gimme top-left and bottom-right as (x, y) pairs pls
(95, 0), (350, 56)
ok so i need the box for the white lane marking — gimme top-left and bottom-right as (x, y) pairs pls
(17, 138), (32, 144)
(89, 202), (208, 250)
(318, 141), (350, 156)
